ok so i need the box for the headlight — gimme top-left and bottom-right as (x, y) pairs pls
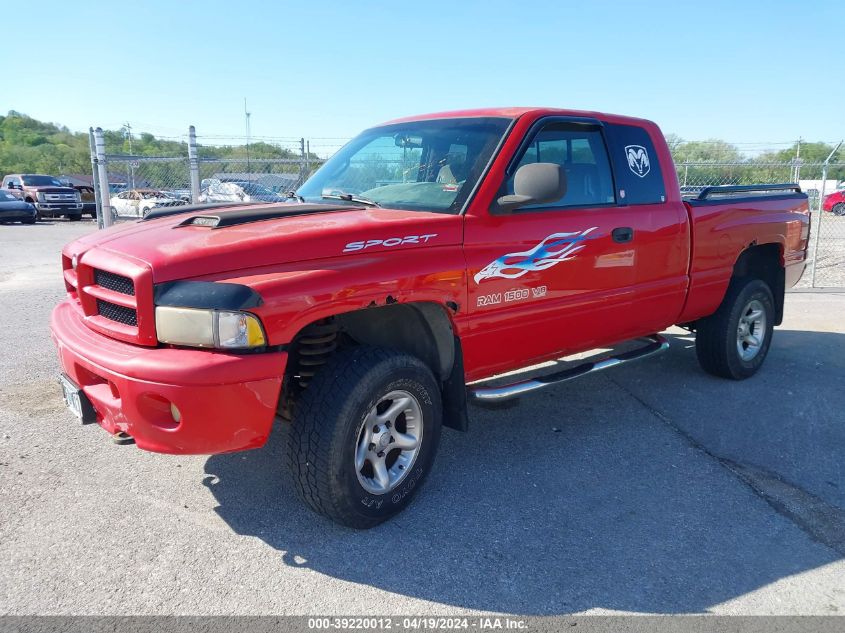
(37, 192), (46, 201)
(74, 192), (81, 201)
(155, 307), (266, 349)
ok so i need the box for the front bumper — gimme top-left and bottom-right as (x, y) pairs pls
(0, 208), (36, 221)
(50, 300), (286, 454)
(35, 202), (82, 215)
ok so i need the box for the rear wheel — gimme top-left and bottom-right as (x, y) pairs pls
(286, 346), (442, 528)
(695, 278), (774, 379)
(833, 203), (845, 217)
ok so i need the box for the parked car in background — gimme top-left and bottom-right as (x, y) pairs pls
(2, 174), (82, 221)
(73, 185), (97, 218)
(822, 189), (845, 216)
(0, 190), (37, 224)
(169, 189), (193, 202)
(199, 180), (287, 203)
(110, 189), (188, 217)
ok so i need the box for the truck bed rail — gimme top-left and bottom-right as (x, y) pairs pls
(689, 183), (803, 201)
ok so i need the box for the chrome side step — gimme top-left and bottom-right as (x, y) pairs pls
(468, 334), (669, 403)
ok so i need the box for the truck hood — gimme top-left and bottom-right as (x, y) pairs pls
(27, 186), (78, 194)
(67, 202), (463, 283)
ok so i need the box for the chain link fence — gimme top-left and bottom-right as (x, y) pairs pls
(90, 128), (336, 219)
(87, 127), (843, 288)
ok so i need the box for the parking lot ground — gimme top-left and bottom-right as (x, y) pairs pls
(1, 220), (844, 616)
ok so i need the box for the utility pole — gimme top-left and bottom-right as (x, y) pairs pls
(244, 98), (251, 181)
(299, 137), (306, 186)
(306, 140), (311, 176)
(794, 137), (803, 182)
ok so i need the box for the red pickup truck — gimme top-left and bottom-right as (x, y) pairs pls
(51, 108), (810, 528)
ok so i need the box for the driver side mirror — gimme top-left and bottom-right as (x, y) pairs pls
(494, 163), (567, 213)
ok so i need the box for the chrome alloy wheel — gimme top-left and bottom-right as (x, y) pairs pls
(355, 390), (424, 495)
(736, 299), (767, 361)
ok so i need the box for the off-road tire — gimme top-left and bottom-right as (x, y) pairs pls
(286, 346), (442, 528)
(695, 277), (774, 379)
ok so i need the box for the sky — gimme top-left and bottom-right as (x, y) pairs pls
(3, 0), (843, 154)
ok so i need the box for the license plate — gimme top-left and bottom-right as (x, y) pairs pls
(59, 374), (83, 420)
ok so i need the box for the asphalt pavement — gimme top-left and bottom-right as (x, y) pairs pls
(1, 220), (843, 616)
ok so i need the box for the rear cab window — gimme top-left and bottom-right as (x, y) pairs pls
(603, 123), (666, 205)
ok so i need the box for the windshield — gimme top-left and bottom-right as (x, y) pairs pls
(298, 117), (511, 214)
(0, 191), (18, 201)
(21, 175), (65, 187)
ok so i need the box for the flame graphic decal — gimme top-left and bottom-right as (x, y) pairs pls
(474, 228), (598, 284)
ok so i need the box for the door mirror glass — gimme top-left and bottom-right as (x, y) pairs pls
(495, 163), (567, 213)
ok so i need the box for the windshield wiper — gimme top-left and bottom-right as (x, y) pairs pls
(321, 193), (381, 207)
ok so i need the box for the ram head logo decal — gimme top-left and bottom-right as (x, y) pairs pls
(625, 145), (650, 178)
(474, 228), (598, 284)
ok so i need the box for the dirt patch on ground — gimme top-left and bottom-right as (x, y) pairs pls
(0, 380), (65, 417)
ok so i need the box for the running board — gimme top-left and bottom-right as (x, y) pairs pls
(468, 334), (669, 403)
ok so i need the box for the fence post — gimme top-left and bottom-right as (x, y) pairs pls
(94, 128), (113, 228)
(810, 163), (827, 287)
(89, 128), (104, 230)
(188, 125), (200, 204)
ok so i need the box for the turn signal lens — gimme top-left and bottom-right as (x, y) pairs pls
(216, 311), (266, 349)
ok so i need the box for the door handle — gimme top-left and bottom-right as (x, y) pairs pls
(612, 227), (634, 243)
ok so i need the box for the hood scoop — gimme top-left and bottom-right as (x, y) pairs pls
(142, 202), (361, 226)
(177, 203), (361, 228)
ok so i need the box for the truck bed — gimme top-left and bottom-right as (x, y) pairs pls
(679, 184), (810, 324)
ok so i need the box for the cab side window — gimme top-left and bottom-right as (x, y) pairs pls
(507, 123), (615, 209)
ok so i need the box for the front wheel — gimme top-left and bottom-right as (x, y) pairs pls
(695, 278), (775, 379)
(833, 203), (845, 217)
(286, 346), (442, 528)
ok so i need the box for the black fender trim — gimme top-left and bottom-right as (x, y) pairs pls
(442, 335), (469, 432)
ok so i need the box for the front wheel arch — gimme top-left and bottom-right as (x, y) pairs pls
(282, 302), (468, 431)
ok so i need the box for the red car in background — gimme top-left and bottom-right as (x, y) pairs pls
(822, 189), (845, 215)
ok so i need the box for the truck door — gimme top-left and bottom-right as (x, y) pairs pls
(462, 119), (646, 379)
(602, 121), (689, 335)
